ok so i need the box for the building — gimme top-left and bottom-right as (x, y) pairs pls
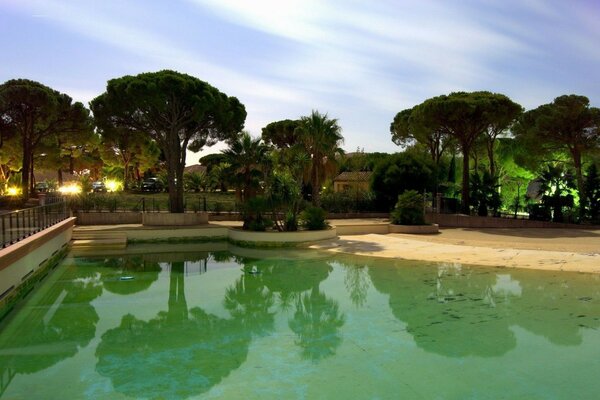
(333, 171), (372, 193)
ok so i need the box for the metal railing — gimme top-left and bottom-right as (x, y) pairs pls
(1, 201), (69, 248)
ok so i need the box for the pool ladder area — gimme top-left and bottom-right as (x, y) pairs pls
(71, 228), (127, 250)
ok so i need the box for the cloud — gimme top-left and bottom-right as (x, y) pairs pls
(3, 0), (599, 158)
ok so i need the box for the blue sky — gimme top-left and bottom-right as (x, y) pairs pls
(1, 0), (599, 162)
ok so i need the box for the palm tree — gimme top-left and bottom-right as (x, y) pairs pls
(222, 132), (270, 202)
(298, 110), (344, 206)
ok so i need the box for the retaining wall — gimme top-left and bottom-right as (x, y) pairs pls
(426, 213), (598, 229)
(0, 218), (75, 320)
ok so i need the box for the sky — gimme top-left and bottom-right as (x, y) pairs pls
(1, 0), (599, 164)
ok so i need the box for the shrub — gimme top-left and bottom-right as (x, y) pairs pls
(106, 195), (119, 212)
(321, 190), (376, 213)
(390, 190), (425, 225)
(213, 201), (223, 214)
(241, 196), (272, 231)
(469, 171), (501, 217)
(371, 152), (436, 211)
(284, 210), (298, 231)
(300, 206), (328, 230)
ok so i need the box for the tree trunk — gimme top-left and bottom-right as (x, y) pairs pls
(29, 157), (35, 195)
(123, 160), (129, 190)
(57, 169), (63, 186)
(166, 133), (184, 213)
(487, 140), (495, 178)
(21, 140), (31, 200)
(312, 158), (321, 206)
(460, 141), (470, 214)
(572, 149), (585, 220)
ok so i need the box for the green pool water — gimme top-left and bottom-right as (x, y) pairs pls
(1, 244), (600, 400)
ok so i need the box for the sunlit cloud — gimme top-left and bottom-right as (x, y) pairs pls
(2, 0), (599, 159)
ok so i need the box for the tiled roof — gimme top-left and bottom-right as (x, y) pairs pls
(184, 164), (207, 174)
(334, 171), (372, 182)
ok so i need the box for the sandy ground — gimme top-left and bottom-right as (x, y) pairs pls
(75, 221), (600, 274)
(311, 227), (600, 273)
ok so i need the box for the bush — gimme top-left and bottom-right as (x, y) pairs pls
(528, 203), (551, 221)
(241, 196), (272, 231)
(320, 190), (376, 213)
(469, 171), (501, 217)
(300, 206), (328, 230)
(390, 190), (425, 225)
(106, 194), (119, 212)
(371, 152), (435, 211)
(284, 210), (298, 231)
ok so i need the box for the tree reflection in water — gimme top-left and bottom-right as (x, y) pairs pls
(0, 263), (102, 395)
(226, 256), (346, 362)
(96, 261), (251, 399)
(338, 261), (371, 308)
(99, 256), (161, 295)
(359, 255), (600, 358)
(288, 286), (345, 362)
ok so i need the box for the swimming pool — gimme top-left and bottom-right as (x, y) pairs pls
(1, 244), (599, 399)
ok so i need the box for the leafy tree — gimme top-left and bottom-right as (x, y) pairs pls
(535, 164), (577, 223)
(266, 170), (302, 231)
(36, 129), (101, 186)
(514, 95), (600, 218)
(223, 132), (269, 202)
(183, 171), (208, 192)
(208, 161), (231, 192)
(0, 79), (91, 199)
(584, 164), (600, 222)
(469, 170), (501, 216)
(261, 119), (301, 148)
(98, 126), (157, 189)
(481, 96), (523, 177)
(371, 151), (435, 211)
(412, 92), (510, 213)
(90, 70), (246, 212)
(0, 135), (21, 188)
(198, 153), (228, 172)
(262, 119), (312, 197)
(339, 150), (389, 173)
(391, 107), (452, 166)
(297, 110), (344, 206)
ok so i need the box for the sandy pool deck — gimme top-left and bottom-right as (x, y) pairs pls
(311, 228), (600, 273)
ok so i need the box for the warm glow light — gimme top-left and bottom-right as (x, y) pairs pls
(7, 187), (20, 196)
(58, 183), (82, 195)
(105, 179), (123, 192)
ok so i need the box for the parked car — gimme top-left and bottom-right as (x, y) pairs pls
(92, 181), (107, 192)
(141, 178), (163, 192)
(34, 182), (49, 193)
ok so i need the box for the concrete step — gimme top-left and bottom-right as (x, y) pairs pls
(71, 237), (127, 249)
(71, 228), (127, 249)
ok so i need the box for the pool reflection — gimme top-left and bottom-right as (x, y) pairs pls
(1, 248), (600, 399)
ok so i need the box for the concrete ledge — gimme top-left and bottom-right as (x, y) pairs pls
(76, 212), (142, 225)
(142, 212), (208, 226)
(228, 227), (337, 246)
(126, 226), (228, 243)
(0, 218), (75, 320)
(335, 224), (389, 235)
(426, 212), (599, 229)
(389, 223), (439, 234)
(0, 218), (75, 271)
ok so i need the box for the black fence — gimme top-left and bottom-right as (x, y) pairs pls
(0, 201), (69, 249)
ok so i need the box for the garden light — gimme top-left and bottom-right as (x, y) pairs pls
(58, 183), (82, 195)
(7, 186), (20, 196)
(105, 179), (123, 192)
